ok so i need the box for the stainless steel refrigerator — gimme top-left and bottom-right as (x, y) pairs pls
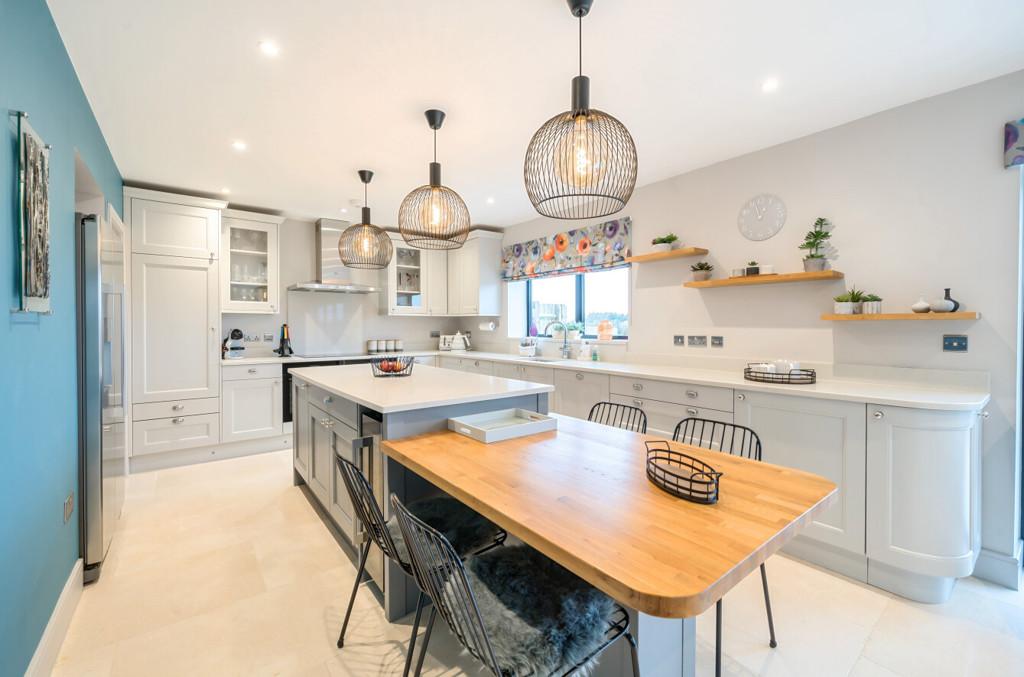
(76, 212), (127, 583)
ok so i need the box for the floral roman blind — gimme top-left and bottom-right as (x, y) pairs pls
(1005, 118), (1024, 168)
(501, 217), (632, 281)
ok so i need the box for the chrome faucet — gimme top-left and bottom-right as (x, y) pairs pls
(544, 321), (572, 359)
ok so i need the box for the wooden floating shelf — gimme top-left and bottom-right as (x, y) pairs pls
(821, 311), (981, 322)
(625, 247), (709, 264)
(684, 270), (845, 288)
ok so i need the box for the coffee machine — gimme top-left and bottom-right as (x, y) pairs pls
(222, 328), (245, 359)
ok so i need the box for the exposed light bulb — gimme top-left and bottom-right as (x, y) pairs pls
(554, 114), (606, 188)
(358, 231), (372, 255)
(420, 187), (444, 227)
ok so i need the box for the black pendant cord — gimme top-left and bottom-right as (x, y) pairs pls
(579, 15), (583, 78)
(433, 128), (438, 163)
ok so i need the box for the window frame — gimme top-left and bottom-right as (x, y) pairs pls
(525, 270), (629, 340)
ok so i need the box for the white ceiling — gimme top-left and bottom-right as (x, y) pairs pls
(49, 0), (1024, 227)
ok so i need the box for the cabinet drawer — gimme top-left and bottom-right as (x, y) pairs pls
(222, 363), (282, 381)
(132, 413), (220, 456)
(413, 355), (436, 366)
(305, 383), (358, 430)
(133, 397), (220, 421)
(610, 394), (732, 438)
(610, 376), (734, 412)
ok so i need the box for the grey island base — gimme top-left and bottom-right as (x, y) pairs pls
(288, 363), (553, 622)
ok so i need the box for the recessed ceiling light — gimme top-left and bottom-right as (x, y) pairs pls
(486, 197), (495, 205)
(340, 208), (348, 214)
(761, 77), (779, 93)
(220, 187), (231, 194)
(258, 40), (280, 57)
(231, 140), (247, 151)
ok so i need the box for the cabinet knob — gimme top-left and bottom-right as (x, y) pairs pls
(632, 399), (644, 407)
(171, 417), (185, 424)
(575, 373), (584, 380)
(981, 411), (991, 419)
(737, 393), (746, 401)
(248, 368), (257, 374)
(474, 361), (480, 366)
(172, 404), (185, 411)
(873, 411), (885, 420)
(324, 396), (333, 404)
(686, 390), (698, 399)
(686, 407), (698, 416)
(632, 383), (643, 391)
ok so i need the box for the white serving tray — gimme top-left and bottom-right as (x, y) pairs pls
(448, 408), (557, 444)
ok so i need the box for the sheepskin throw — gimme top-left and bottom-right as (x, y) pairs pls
(386, 495), (501, 566)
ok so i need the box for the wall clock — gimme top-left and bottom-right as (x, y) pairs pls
(738, 194), (787, 241)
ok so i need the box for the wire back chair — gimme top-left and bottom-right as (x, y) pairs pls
(588, 401), (648, 434)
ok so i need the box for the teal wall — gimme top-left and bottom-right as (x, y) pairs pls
(0, 0), (122, 674)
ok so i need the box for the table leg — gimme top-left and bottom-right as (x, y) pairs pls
(590, 611), (696, 677)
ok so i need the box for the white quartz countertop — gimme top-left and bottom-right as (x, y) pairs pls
(222, 351), (438, 366)
(288, 363), (555, 414)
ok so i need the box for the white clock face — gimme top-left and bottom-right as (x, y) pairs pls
(738, 194), (787, 241)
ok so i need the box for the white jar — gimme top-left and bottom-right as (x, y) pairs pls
(385, 339), (396, 352)
(367, 339), (379, 353)
(395, 339), (404, 352)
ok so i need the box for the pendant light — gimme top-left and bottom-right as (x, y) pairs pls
(398, 109), (471, 250)
(524, 0), (637, 220)
(338, 170), (393, 269)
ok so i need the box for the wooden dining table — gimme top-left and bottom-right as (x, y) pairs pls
(382, 414), (837, 677)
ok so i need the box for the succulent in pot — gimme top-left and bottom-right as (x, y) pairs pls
(746, 260), (760, 276)
(833, 287), (866, 314)
(800, 217), (833, 272)
(861, 294), (882, 314)
(651, 233), (680, 253)
(690, 261), (714, 282)
(566, 322), (583, 341)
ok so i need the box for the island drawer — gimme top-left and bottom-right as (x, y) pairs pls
(133, 397), (220, 421)
(610, 394), (733, 438)
(132, 413), (220, 456)
(304, 382), (358, 430)
(223, 363), (282, 381)
(610, 376), (734, 412)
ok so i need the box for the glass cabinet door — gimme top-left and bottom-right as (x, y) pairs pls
(392, 245), (425, 312)
(221, 214), (280, 314)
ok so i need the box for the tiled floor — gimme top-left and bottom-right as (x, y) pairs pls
(55, 450), (1024, 676)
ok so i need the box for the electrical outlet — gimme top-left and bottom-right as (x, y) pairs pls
(64, 492), (74, 523)
(711, 336), (724, 348)
(244, 334), (261, 343)
(687, 335), (708, 347)
(943, 335), (968, 352)
(673, 335), (685, 346)
(430, 330), (441, 338)
(262, 332), (274, 342)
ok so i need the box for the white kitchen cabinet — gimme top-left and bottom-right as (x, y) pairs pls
(610, 394), (731, 438)
(425, 250), (448, 316)
(437, 355), (493, 374)
(221, 375), (283, 443)
(609, 376), (734, 414)
(865, 405), (981, 601)
(552, 369), (610, 419)
(131, 253), (220, 403)
(293, 381), (311, 480)
(386, 236), (428, 315)
(494, 362), (555, 385)
(447, 231), (502, 316)
(413, 355), (437, 367)
(132, 413), (220, 456)
(734, 391), (866, 561)
(307, 404), (333, 506)
(128, 190), (223, 259)
(220, 210), (283, 314)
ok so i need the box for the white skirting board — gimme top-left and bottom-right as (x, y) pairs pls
(129, 434), (292, 474)
(26, 558), (83, 677)
(974, 541), (1024, 590)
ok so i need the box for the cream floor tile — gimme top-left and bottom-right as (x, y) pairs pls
(55, 450), (1024, 677)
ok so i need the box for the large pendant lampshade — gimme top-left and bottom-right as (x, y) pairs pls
(338, 170), (393, 269)
(398, 109), (471, 250)
(524, 0), (637, 220)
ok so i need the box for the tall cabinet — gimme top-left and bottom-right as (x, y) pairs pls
(127, 188), (227, 457)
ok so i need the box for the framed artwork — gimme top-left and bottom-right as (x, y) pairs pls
(15, 111), (51, 314)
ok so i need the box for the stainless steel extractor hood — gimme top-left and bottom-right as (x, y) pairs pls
(287, 219), (381, 294)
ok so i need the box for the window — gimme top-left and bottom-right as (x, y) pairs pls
(524, 267), (629, 338)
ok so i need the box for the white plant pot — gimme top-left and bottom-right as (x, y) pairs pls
(803, 258), (827, 272)
(692, 270), (712, 281)
(551, 330), (566, 340)
(862, 301), (882, 314)
(568, 330), (581, 341)
(669, 241), (683, 250)
(834, 301), (857, 315)
(651, 243), (672, 253)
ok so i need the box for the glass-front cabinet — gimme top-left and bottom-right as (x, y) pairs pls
(386, 235), (427, 315)
(221, 210), (283, 314)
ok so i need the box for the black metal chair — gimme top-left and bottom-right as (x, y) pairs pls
(588, 401), (648, 434)
(673, 418), (777, 677)
(391, 495), (640, 677)
(335, 456), (506, 677)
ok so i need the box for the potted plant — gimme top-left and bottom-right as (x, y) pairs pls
(799, 217), (832, 272)
(690, 261), (714, 282)
(833, 287), (866, 314)
(550, 324), (566, 340)
(746, 260), (760, 276)
(651, 233), (680, 253)
(567, 322), (583, 341)
(862, 293), (882, 314)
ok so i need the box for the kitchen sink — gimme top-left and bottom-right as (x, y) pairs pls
(524, 357), (564, 363)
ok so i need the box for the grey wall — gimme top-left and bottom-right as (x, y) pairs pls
(498, 71), (1024, 575)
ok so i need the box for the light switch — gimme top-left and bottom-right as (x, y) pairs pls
(673, 335), (685, 346)
(688, 336), (708, 347)
(711, 336), (724, 348)
(943, 335), (968, 352)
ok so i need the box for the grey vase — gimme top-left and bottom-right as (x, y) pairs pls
(944, 288), (960, 312)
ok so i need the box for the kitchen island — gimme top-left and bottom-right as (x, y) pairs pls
(288, 363), (553, 621)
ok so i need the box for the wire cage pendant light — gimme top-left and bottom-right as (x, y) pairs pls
(524, 0), (637, 220)
(338, 170), (393, 269)
(399, 109), (471, 250)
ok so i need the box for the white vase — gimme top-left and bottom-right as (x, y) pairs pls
(911, 297), (931, 313)
(568, 330), (581, 341)
(803, 258), (827, 272)
(669, 241), (683, 250)
(651, 243), (672, 253)
(692, 270), (712, 281)
(930, 298), (955, 313)
(862, 301), (882, 314)
(834, 301), (856, 315)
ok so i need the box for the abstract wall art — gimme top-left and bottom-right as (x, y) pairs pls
(15, 111), (51, 314)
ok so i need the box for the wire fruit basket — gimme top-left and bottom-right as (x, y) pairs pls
(370, 356), (415, 378)
(743, 364), (817, 385)
(645, 441), (722, 504)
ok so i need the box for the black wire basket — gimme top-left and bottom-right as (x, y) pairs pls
(645, 441), (722, 505)
(743, 364), (817, 385)
(370, 356), (415, 378)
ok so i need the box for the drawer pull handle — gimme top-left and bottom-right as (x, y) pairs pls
(102, 425), (112, 432)
(632, 399), (643, 407)
(686, 407), (698, 416)
(632, 383), (643, 391)
(737, 393), (746, 401)
(171, 404), (184, 411)
(575, 373), (584, 380)
(873, 411), (884, 420)
(248, 368), (258, 374)
(171, 417), (185, 424)
(324, 396), (333, 404)
(686, 390), (698, 398)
